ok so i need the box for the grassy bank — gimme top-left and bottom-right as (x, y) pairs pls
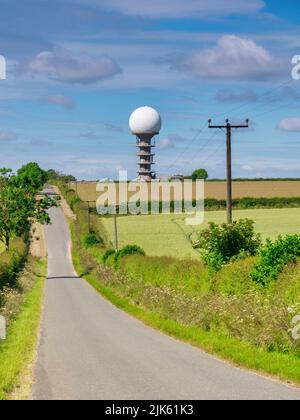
(57, 181), (300, 384)
(0, 258), (46, 400)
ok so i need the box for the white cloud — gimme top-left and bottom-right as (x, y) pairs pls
(83, 0), (265, 19)
(20, 49), (121, 84)
(158, 137), (175, 150)
(158, 134), (188, 150)
(0, 131), (17, 141)
(40, 94), (75, 109)
(216, 89), (258, 103)
(173, 35), (282, 81)
(278, 118), (300, 132)
(104, 123), (124, 133)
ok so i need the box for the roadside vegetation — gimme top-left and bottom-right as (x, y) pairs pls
(0, 258), (46, 400)
(54, 181), (300, 384)
(0, 162), (55, 399)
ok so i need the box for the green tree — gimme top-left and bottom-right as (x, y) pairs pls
(0, 168), (13, 190)
(0, 168), (56, 251)
(192, 168), (209, 181)
(16, 162), (47, 192)
(46, 169), (76, 183)
(46, 169), (59, 180)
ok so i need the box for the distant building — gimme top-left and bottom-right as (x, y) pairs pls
(171, 174), (185, 181)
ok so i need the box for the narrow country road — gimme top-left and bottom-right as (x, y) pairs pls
(33, 203), (300, 400)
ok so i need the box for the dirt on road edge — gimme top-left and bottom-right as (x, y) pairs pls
(51, 185), (77, 221)
(30, 224), (46, 259)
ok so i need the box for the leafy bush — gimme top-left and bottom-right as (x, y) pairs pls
(83, 233), (100, 248)
(70, 196), (81, 211)
(101, 245), (145, 267)
(116, 245), (145, 262)
(195, 219), (261, 272)
(251, 235), (300, 286)
(0, 239), (27, 289)
(102, 249), (116, 264)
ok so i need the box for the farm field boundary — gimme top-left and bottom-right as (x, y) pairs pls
(70, 180), (300, 202)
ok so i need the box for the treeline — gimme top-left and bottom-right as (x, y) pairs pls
(92, 196), (300, 215)
(206, 196), (300, 210)
(206, 178), (300, 182)
(46, 169), (76, 184)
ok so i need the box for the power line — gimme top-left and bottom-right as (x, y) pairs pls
(165, 121), (207, 173)
(179, 129), (221, 172)
(165, 79), (296, 177)
(196, 135), (224, 168)
(251, 93), (300, 119)
(214, 78), (295, 119)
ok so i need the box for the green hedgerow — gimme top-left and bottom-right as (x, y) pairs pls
(102, 249), (116, 264)
(102, 245), (145, 267)
(116, 245), (145, 262)
(83, 233), (100, 248)
(251, 235), (300, 286)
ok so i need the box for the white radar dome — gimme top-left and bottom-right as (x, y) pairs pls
(129, 106), (162, 135)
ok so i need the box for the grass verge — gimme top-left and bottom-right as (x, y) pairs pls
(70, 224), (300, 386)
(0, 258), (46, 400)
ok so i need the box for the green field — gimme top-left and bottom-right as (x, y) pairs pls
(101, 208), (300, 258)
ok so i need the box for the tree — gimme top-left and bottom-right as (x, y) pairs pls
(46, 169), (60, 180)
(0, 166), (57, 251)
(0, 168), (13, 190)
(16, 162), (47, 192)
(192, 168), (209, 181)
(46, 169), (76, 183)
(0, 183), (56, 251)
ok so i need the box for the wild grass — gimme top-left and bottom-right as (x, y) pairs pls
(0, 258), (46, 400)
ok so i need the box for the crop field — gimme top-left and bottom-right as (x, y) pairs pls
(70, 180), (300, 202)
(101, 208), (300, 259)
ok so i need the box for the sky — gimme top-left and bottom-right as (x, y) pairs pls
(1, 0), (300, 180)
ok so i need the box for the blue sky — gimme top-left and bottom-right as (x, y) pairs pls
(1, 0), (300, 179)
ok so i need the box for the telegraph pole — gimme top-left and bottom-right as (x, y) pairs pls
(208, 119), (249, 224)
(84, 201), (96, 232)
(114, 214), (119, 252)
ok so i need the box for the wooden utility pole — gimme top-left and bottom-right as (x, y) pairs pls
(84, 201), (96, 232)
(208, 119), (249, 224)
(113, 214), (119, 252)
